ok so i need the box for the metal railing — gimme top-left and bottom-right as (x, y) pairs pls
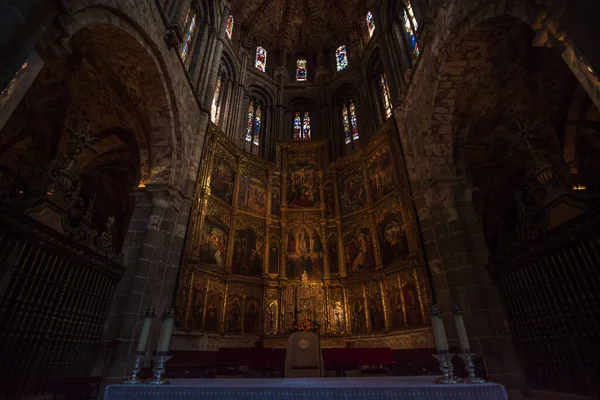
(0, 207), (124, 398)
(487, 209), (600, 396)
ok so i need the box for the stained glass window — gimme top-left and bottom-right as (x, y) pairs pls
(253, 105), (262, 146)
(255, 46), (267, 72)
(349, 100), (359, 140)
(302, 112), (311, 140)
(294, 112), (302, 140)
(380, 74), (392, 118)
(296, 59), (307, 81)
(210, 75), (222, 123)
(366, 11), (376, 38)
(336, 45), (348, 71)
(403, 1), (420, 62)
(246, 101), (255, 142)
(226, 15), (234, 39)
(181, 10), (197, 61)
(342, 104), (351, 144)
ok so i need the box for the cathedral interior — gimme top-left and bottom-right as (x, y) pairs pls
(0, 0), (599, 399)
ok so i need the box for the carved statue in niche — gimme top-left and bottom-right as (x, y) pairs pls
(327, 237), (339, 274)
(204, 293), (221, 332)
(284, 303), (294, 332)
(268, 240), (279, 274)
(367, 150), (396, 202)
(389, 287), (405, 328)
(226, 297), (242, 333)
(232, 229), (264, 277)
(198, 217), (228, 268)
(344, 228), (376, 276)
(368, 294), (385, 332)
(351, 298), (366, 333)
(340, 172), (366, 214)
(271, 184), (281, 215)
(332, 301), (344, 333)
(403, 283), (421, 325)
(324, 183), (335, 218)
(189, 286), (206, 331)
(244, 299), (260, 334)
(379, 213), (409, 267)
(286, 225), (324, 280)
(210, 156), (235, 204)
(265, 300), (278, 334)
(287, 161), (320, 207)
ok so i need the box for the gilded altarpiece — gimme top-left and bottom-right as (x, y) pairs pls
(176, 123), (431, 343)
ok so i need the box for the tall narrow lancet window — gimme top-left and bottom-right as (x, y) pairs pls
(255, 46), (267, 72)
(210, 75), (222, 123)
(342, 101), (359, 144)
(336, 45), (348, 71)
(342, 105), (352, 144)
(293, 111), (311, 140)
(366, 11), (376, 38)
(296, 59), (307, 81)
(380, 74), (393, 118)
(226, 15), (234, 39)
(349, 100), (359, 140)
(245, 100), (263, 154)
(181, 9), (197, 61)
(403, 1), (420, 62)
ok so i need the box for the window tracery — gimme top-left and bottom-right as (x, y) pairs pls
(246, 100), (263, 154)
(402, 1), (420, 63)
(380, 74), (392, 119)
(296, 59), (307, 81)
(226, 15), (234, 39)
(294, 111), (311, 140)
(210, 75), (222, 123)
(342, 100), (359, 144)
(366, 11), (376, 38)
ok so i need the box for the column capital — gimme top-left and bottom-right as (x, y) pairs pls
(416, 176), (474, 221)
(143, 182), (185, 211)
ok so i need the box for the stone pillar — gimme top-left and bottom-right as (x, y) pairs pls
(201, 6), (230, 110)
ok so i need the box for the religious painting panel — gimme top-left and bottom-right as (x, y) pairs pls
(188, 280), (206, 332)
(326, 229), (340, 275)
(386, 276), (405, 329)
(265, 289), (279, 335)
(378, 212), (409, 267)
(343, 224), (376, 276)
(402, 282), (422, 326)
(210, 153), (236, 204)
(238, 167), (267, 216)
(204, 291), (221, 332)
(339, 169), (366, 215)
(285, 224), (324, 280)
(244, 296), (261, 334)
(367, 149), (396, 202)
(225, 294), (243, 334)
(198, 216), (228, 268)
(232, 228), (264, 277)
(324, 182), (335, 218)
(328, 287), (345, 334)
(287, 161), (320, 208)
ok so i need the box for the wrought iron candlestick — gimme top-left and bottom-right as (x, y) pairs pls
(120, 351), (146, 384)
(432, 352), (460, 384)
(457, 353), (486, 383)
(147, 352), (172, 385)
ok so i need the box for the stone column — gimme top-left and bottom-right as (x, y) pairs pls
(201, 6), (230, 110)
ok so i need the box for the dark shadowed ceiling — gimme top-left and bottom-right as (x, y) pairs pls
(232, 0), (368, 54)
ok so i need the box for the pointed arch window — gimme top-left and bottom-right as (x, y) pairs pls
(181, 9), (197, 62)
(336, 45), (348, 71)
(210, 75), (222, 123)
(293, 111), (311, 140)
(296, 59), (307, 81)
(366, 11), (376, 38)
(380, 74), (392, 119)
(245, 100), (263, 154)
(342, 100), (359, 144)
(402, 1), (420, 62)
(255, 46), (267, 72)
(226, 15), (234, 39)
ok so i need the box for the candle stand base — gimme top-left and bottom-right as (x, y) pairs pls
(147, 354), (172, 385)
(458, 353), (486, 384)
(120, 352), (145, 385)
(432, 353), (460, 384)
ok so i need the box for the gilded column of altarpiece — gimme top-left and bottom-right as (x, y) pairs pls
(176, 122), (431, 338)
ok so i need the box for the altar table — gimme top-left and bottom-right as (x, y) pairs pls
(105, 376), (508, 400)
